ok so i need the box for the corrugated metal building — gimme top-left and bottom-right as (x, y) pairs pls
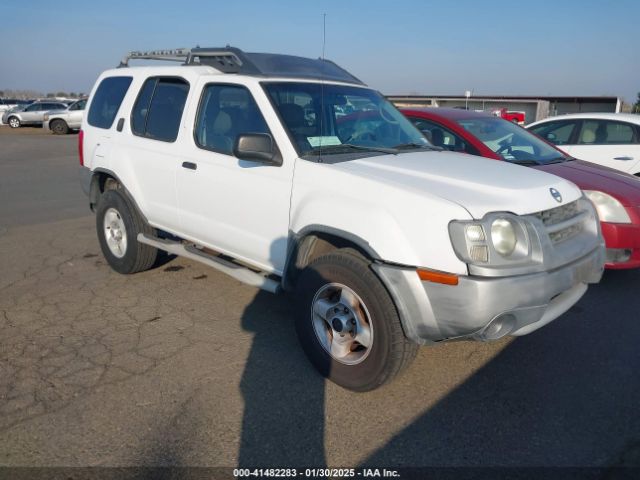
(387, 95), (621, 124)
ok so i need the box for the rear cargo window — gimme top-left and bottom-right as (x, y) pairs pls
(87, 76), (133, 129)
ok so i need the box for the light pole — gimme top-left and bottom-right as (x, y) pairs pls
(465, 90), (472, 110)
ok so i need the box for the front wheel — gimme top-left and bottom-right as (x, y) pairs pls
(8, 117), (20, 128)
(96, 189), (158, 274)
(295, 250), (418, 391)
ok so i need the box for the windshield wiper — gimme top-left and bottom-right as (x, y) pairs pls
(508, 160), (541, 166)
(545, 156), (568, 164)
(306, 144), (398, 155)
(392, 142), (441, 151)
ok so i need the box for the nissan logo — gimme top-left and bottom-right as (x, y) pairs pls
(550, 188), (562, 203)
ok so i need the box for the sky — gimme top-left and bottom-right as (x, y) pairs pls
(1, 0), (638, 102)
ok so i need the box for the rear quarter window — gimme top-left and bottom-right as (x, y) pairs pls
(87, 76), (133, 129)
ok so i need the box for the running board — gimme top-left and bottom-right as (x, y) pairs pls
(137, 234), (280, 294)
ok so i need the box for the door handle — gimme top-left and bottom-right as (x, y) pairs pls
(614, 156), (633, 161)
(182, 161), (197, 170)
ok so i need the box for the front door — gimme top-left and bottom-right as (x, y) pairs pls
(176, 82), (294, 274)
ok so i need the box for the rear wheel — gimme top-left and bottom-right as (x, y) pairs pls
(50, 119), (69, 135)
(8, 117), (20, 128)
(295, 249), (418, 391)
(96, 189), (157, 274)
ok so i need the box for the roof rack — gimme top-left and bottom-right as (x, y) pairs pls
(118, 46), (364, 85)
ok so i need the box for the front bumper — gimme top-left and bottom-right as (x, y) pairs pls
(373, 244), (605, 344)
(601, 219), (640, 269)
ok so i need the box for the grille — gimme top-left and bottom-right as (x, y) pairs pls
(534, 200), (583, 244)
(534, 200), (579, 226)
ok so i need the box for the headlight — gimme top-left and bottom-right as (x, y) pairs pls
(43, 114), (49, 121)
(449, 214), (535, 268)
(583, 190), (631, 224)
(491, 218), (517, 256)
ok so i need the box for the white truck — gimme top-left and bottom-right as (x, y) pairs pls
(79, 47), (605, 391)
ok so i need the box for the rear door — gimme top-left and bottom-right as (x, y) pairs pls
(568, 119), (640, 173)
(120, 76), (190, 232)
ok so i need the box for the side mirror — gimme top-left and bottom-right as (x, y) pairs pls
(233, 133), (282, 166)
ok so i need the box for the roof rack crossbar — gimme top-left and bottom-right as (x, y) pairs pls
(119, 48), (190, 67)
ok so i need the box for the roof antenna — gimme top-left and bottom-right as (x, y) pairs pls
(322, 13), (326, 60)
(319, 12), (327, 163)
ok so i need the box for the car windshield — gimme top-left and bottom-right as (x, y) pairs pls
(263, 82), (430, 158)
(457, 117), (567, 165)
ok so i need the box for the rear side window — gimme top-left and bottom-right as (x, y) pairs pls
(577, 120), (636, 145)
(131, 77), (189, 142)
(88, 76), (133, 129)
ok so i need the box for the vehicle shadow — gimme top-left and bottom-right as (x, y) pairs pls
(238, 241), (329, 467)
(358, 268), (640, 468)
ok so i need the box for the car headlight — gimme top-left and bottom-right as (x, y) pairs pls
(583, 190), (631, 224)
(449, 213), (537, 268)
(491, 218), (517, 256)
(43, 114), (49, 121)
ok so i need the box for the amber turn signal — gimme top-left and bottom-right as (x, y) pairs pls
(416, 269), (459, 286)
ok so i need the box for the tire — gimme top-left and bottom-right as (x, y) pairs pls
(8, 116), (20, 128)
(96, 189), (158, 274)
(50, 119), (69, 135)
(295, 249), (418, 391)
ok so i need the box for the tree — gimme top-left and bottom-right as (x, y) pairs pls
(46, 92), (55, 98)
(635, 92), (640, 114)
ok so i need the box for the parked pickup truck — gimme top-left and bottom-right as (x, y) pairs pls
(492, 107), (526, 124)
(79, 47), (605, 391)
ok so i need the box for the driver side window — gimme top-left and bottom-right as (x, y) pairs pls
(410, 118), (469, 153)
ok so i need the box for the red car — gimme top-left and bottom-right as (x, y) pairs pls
(402, 107), (640, 269)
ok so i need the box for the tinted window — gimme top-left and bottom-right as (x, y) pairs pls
(529, 121), (577, 145)
(410, 118), (467, 152)
(69, 99), (86, 111)
(88, 76), (133, 129)
(26, 103), (42, 111)
(131, 77), (189, 142)
(131, 79), (157, 136)
(577, 120), (635, 145)
(195, 84), (270, 155)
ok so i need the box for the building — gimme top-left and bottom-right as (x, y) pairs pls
(387, 95), (622, 124)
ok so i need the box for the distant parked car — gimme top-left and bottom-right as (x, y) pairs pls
(2, 100), (68, 128)
(43, 99), (87, 134)
(402, 107), (640, 269)
(491, 107), (525, 124)
(527, 113), (640, 176)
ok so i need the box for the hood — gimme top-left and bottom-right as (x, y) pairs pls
(534, 160), (640, 206)
(330, 151), (582, 219)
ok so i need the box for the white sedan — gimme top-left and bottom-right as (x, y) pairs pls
(527, 113), (640, 175)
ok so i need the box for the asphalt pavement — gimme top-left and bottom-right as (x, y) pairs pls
(0, 127), (638, 472)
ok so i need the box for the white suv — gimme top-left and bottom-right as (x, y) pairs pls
(79, 47), (605, 391)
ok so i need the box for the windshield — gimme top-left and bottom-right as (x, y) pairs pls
(263, 82), (430, 157)
(457, 117), (567, 164)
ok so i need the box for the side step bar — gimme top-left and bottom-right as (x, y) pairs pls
(137, 234), (281, 294)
